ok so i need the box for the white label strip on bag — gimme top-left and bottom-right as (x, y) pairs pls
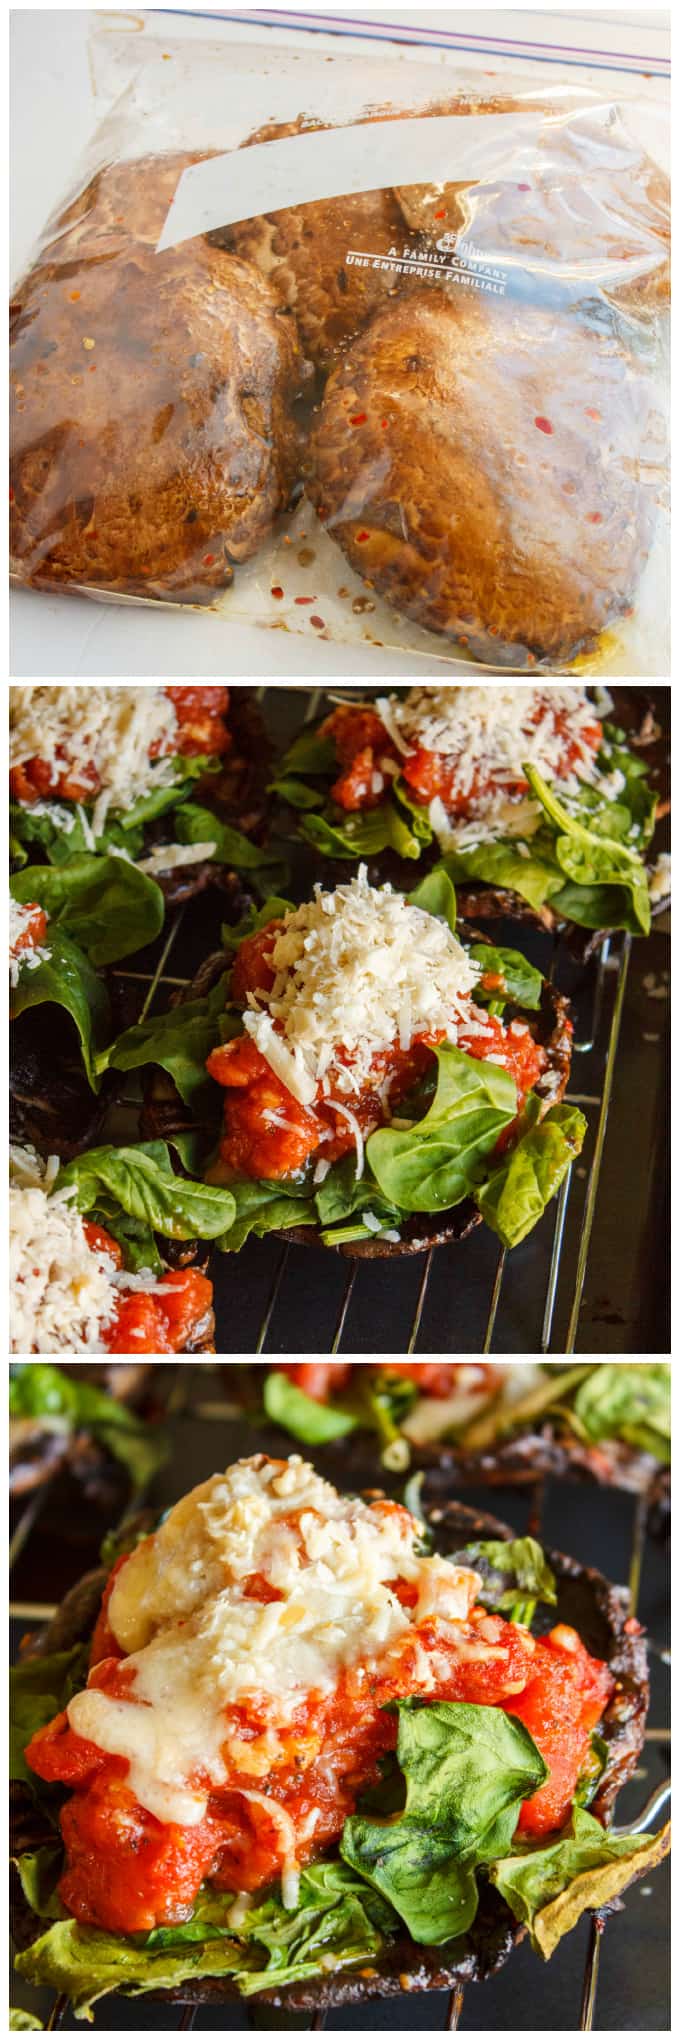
(156, 110), (552, 249)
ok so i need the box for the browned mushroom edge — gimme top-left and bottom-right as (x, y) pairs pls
(243, 1396), (670, 1509)
(10, 1494), (650, 2009)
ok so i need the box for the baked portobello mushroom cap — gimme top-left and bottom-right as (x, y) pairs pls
(309, 288), (663, 667)
(140, 950), (574, 1260)
(10, 1495), (652, 2011)
(9, 1362), (154, 1499)
(268, 1420), (669, 1508)
(10, 204), (306, 602)
(9, 1011), (115, 1161)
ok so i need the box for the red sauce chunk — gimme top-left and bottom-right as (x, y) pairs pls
(81, 1220), (212, 1354)
(206, 922), (546, 1182)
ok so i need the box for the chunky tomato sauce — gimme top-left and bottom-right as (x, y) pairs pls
(10, 902), (48, 958)
(206, 921), (546, 1182)
(26, 1531), (613, 1935)
(321, 702), (602, 816)
(82, 1220), (212, 1354)
(9, 686), (230, 807)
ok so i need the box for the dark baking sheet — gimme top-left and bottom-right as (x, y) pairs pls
(9, 1367), (670, 2031)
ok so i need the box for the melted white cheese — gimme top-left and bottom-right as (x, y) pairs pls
(68, 1455), (480, 1829)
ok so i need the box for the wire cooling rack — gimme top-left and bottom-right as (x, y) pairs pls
(90, 685), (668, 1356)
(9, 1370), (670, 2031)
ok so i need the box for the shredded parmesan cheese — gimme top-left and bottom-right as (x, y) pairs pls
(9, 1146), (159, 1353)
(242, 868), (479, 1106)
(10, 686), (181, 833)
(67, 1455), (481, 1832)
(376, 686), (603, 848)
(136, 840), (217, 876)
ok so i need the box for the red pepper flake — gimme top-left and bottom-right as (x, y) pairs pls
(381, 418), (388, 428)
(534, 415), (554, 435)
(310, 614), (325, 629)
(585, 407), (601, 421)
(202, 553), (215, 566)
(271, 585), (284, 599)
(294, 595), (315, 605)
(586, 511), (603, 524)
(349, 412), (367, 425)
(355, 530), (370, 542)
(434, 209), (446, 219)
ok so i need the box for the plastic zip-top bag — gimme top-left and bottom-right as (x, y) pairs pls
(10, 27), (669, 673)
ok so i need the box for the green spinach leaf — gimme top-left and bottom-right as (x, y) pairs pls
(470, 944), (543, 1011)
(301, 803), (421, 862)
(10, 926), (110, 1090)
(491, 1804), (670, 1959)
(263, 1369), (359, 1445)
(475, 1103), (586, 1249)
(464, 1537), (557, 1628)
(342, 1700), (546, 1945)
(55, 1141), (235, 1242)
(97, 974), (231, 1110)
(10, 1648), (89, 1788)
(407, 868), (458, 933)
(367, 1045), (517, 1215)
(11, 855), (164, 967)
(570, 1363), (670, 1465)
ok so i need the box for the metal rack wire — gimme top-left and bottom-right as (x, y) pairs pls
(9, 1377), (670, 2032)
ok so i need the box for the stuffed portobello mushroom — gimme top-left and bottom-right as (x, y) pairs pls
(118, 865), (582, 1257)
(273, 685), (667, 941)
(11, 1456), (666, 2016)
(8, 1141), (236, 1355)
(254, 1361), (671, 1500)
(10, 1361), (166, 1503)
(10, 685), (277, 904)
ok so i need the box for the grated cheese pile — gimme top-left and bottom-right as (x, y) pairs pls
(10, 686), (180, 835)
(9, 1145), (158, 1354)
(9, 897), (51, 988)
(376, 686), (605, 849)
(68, 1454), (481, 1835)
(242, 867), (479, 1107)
